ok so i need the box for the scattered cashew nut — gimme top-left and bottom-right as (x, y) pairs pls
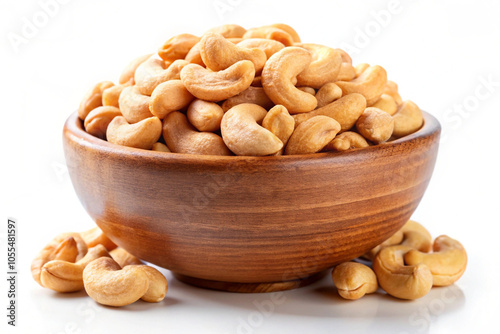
(332, 262), (378, 300)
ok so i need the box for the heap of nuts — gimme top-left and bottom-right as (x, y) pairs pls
(31, 227), (168, 307)
(331, 220), (467, 300)
(78, 23), (424, 156)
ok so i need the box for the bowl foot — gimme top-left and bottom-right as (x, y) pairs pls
(173, 270), (329, 293)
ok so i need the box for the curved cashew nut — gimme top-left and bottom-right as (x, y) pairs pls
(185, 41), (205, 66)
(293, 93), (366, 131)
(106, 116), (162, 150)
(262, 105), (295, 150)
(332, 262), (378, 300)
(200, 33), (267, 73)
(383, 80), (403, 105)
(404, 235), (467, 287)
(109, 248), (143, 267)
(40, 245), (110, 292)
(392, 100), (424, 138)
(135, 58), (190, 96)
(221, 104), (283, 156)
(205, 24), (247, 38)
(149, 79), (194, 119)
(187, 99), (224, 132)
(140, 266), (169, 303)
(336, 65), (387, 106)
(80, 227), (117, 251)
(400, 220), (433, 252)
(324, 131), (369, 152)
(315, 83), (342, 108)
(102, 83), (130, 108)
(356, 107), (394, 144)
(285, 116), (340, 155)
(118, 85), (153, 124)
(119, 53), (152, 85)
(262, 47), (318, 114)
(163, 111), (231, 156)
(180, 60), (255, 101)
(84, 106), (122, 140)
(78, 81), (115, 120)
(295, 44), (342, 88)
(243, 26), (294, 46)
(269, 23), (301, 43)
(152, 142), (171, 152)
(371, 94), (398, 116)
(373, 245), (433, 300)
(221, 86), (274, 112)
(237, 38), (285, 59)
(158, 33), (200, 62)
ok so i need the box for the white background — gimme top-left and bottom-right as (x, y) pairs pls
(1, 0), (499, 333)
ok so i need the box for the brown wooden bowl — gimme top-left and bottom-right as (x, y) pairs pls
(63, 111), (440, 293)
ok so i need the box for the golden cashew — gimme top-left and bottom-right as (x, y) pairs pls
(200, 32), (267, 73)
(221, 104), (283, 156)
(206, 24), (247, 38)
(118, 85), (153, 123)
(262, 105), (295, 153)
(106, 116), (162, 150)
(400, 220), (433, 252)
(184, 41), (205, 66)
(180, 60), (255, 101)
(149, 80), (194, 119)
(40, 245), (110, 292)
(152, 142), (171, 152)
(332, 262), (378, 300)
(163, 111), (231, 155)
(285, 116), (340, 155)
(135, 58), (189, 96)
(102, 83), (129, 108)
(362, 229), (404, 260)
(31, 233), (88, 286)
(221, 86), (274, 112)
(187, 99), (224, 132)
(84, 106), (122, 140)
(323, 131), (369, 152)
(269, 23), (301, 43)
(404, 235), (467, 287)
(315, 83), (342, 108)
(297, 87), (316, 96)
(371, 94), (398, 116)
(373, 245), (433, 300)
(158, 33), (200, 62)
(336, 65), (388, 106)
(237, 38), (285, 59)
(118, 54), (152, 85)
(109, 248), (143, 267)
(80, 227), (117, 251)
(383, 80), (403, 105)
(293, 93), (366, 132)
(354, 63), (370, 78)
(261, 47), (318, 114)
(337, 62), (356, 81)
(242, 26), (294, 46)
(392, 100), (424, 138)
(356, 107), (394, 144)
(140, 266), (169, 303)
(295, 44), (342, 88)
(78, 81), (115, 120)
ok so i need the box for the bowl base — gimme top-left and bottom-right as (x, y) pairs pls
(173, 271), (329, 293)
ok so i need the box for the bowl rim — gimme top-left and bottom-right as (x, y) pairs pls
(64, 110), (441, 165)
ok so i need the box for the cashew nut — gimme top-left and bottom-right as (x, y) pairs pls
(337, 62), (356, 81)
(262, 47), (318, 114)
(158, 33), (200, 62)
(221, 86), (274, 112)
(200, 32), (267, 73)
(315, 83), (342, 108)
(102, 83), (130, 108)
(371, 93), (398, 116)
(152, 142), (171, 152)
(119, 53), (152, 85)
(362, 229), (404, 260)
(262, 105), (295, 154)
(373, 245), (433, 300)
(83, 106), (122, 140)
(332, 262), (378, 300)
(295, 44), (342, 88)
(139, 265), (169, 303)
(356, 107), (394, 144)
(404, 235), (467, 287)
(336, 65), (388, 106)
(269, 23), (301, 43)
(184, 41), (205, 66)
(80, 227), (117, 251)
(118, 85), (153, 123)
(149, 79), (194, 119)
(400, 220), (433, 252)
(242, 26), (294, 46)
(392, 100), (424, 138)
(237, 38), (285, 59)
(285, 116), (341, 155)
(383, 80), (403, 105)
(109, 248), (143, 267)
(297, 87), (316, 96)
(135, 58), (190, 96)
(206, 24), (247, 38)
(221, 104), (283, 156)
(323, 131), (369, 152)
(187, 99), (224, 132)
(163, 111), (231, 155)
(354, 63), (370, 78)
(78, 81), (115, 120)
(106, 116), (162, 150)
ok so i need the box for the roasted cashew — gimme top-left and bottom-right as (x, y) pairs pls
(242, 26), (294, 46)
(221, 103), (283, 156)
(78, 81), (115, 120)
(140, 266), (169, 303)
(40, 245), (110, 292)
(158, 33), (200, 62)
(261, 47), (318, 114)
(295, 44), (342, 88)
(102, 83), (130, 108)
(293, 93), (366, 132)
(354, 63), (370, 78)
(405, 235), (467, 287)
(80, 227), (117, 251)
(315, 83), (342, 108)
(373, 245), (433, 300)
(371, 93), (398, 116)
(337, 62), (356, 81)
(106, 116), (162, 150)
(187, 99), (224, 132)
(109, 248), (143, 267)
(163, 111), (231, 155)
(332, 262), (378, 300)
(336, 65), (387, 106)
(221, 86), (274, 112)
(323, 131), (369, 152)
(200, 32), (267, 72)
(184, 41), (205, 66)
(118, 85), (153, 123)
(262, 105), (295, 154)
(84, 106), (122, 140)
(118, 53), (152, 85)
(383, 80), (403, 105)
(31, 233), (88, 286)
(135, 58), (190, 96)
(285, 116), (340, 155)
(269, 23), (301, 43)
(180, 60), (255, 101)
(392, 100), (424, 138)
(356, 107), (394, 144)
(237, 38), (285, 59)
(400, 220), (433, 252)
(206, 24), (247, 38)
(149, 80), (194, 119)
(152, 142), (171, 152)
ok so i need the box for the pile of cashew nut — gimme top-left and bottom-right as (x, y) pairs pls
(31, 227), (168, 307)
(332, 220), (467, 300)
(78, 23), (424, 155)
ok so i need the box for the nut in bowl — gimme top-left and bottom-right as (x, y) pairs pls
(63, 23), (441, 293)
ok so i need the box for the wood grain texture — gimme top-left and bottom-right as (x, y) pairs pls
(63, 110), (440, 291)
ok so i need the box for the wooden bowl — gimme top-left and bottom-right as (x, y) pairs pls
(63, 111), (440, 293)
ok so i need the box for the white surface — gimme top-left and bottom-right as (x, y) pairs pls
(1, 0), (499, 333)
